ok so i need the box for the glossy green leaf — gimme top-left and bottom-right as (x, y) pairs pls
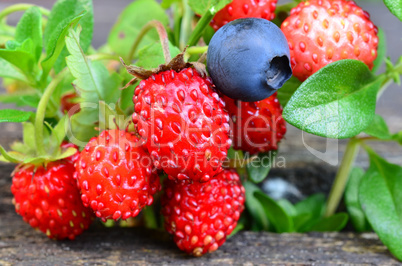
(345, 167), (371, 232)
(0, 109), (33, 123)
(107, 0), (169, 59)
(359, 149), (402, 260)
(15, 7), (42, 62)
(254, 191), (294, 233)
(41, 13), (85, 84)
(277, 76), (302, 107)
(244, 181), (270, 231)
(372, 28), (386, 74)
(309, 213), (349, 232)
(246, 151), (277, 183)
(136, 42), (181, 69)
(293, 193), (326, 232)
(188, 0), (232, 15)
(44, 0), (93, 73)
(283, 60), (383, 139)
(364, 114), (391, 140)
(383, 0), (402, 21)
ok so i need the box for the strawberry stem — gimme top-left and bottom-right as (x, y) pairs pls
(127, 20), (171, 64)
(35, 69), (68, 156)
(179, 0), (194, 50)
(187, 9), (214, 47)
(186, 46), (208, 56)
(0, 4), (50, 22)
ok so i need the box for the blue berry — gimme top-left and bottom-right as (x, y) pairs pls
(207, 18), (292, 102)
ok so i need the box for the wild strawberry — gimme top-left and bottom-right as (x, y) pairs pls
(75, 129), (161, 221)
(281, 0), (378, 81)
(61, 141), (80, 164)
(60, 92), (80, 116)
(223, 93), (286, 155)
(132, 68), (231, 183)
(11, 160), (94, 240)
(161, 169), (245, 256)
(210, 0), (277, 31)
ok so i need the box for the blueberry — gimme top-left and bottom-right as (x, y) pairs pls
(207, 18), (292, 102)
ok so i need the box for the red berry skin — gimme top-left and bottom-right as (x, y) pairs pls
(75, 129), (161, 221)
(11, 161), (94, 240)
(281, 0), (378, 81)
(60, 92), (80, 116)
(161, 169), (245, 257)
(132, 68), (231, 183)
(223, 93), (286, 155)
(211, 0), (277, 31)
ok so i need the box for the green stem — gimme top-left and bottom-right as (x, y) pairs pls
(172, 3), (183, 48)
(0, 4), (50, 21)
(325, 138), (360, 217)
(143, 206), (158, 229)
(179, 0), (194, 50)
(35, 69), (68, 156)
(187, 9), (214, 47)
(127, 20), (170, 63)
(187, 46), (208, 55)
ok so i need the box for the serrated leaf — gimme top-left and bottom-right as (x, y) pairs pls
(283, 60), (383, 139)
(277, 76), (302, 108)
(345, 167), (371, 232)
(40, 13), (85, 84)
(372, 28), (386, 74)
(246, 151), (277, 183)
(108, 0), (169, 59)
(244, 181), (270, 231)
(188, 0), (232, 15)
(359, 150), (402, 260)
(0, 109), (33, 123)
(383, 0), (402, 21)
(254, 190), (294, 233)
(364, 114), (391, 140)
(15, 6), (42, 62)
(44, 0), (93, 73)
(309, 213), (349, 232)
(136, 42), (181, 69)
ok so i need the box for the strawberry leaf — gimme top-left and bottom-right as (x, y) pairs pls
(107, 0), (169, 59)
(364, 114), (392, 140)
(136, 42), (181, 69)
(0, 58), (28, 82)
(0, 109), (33, 123)
(15, 6), (42, 62)
(383, 0), (402, 21)
(359, 149), (402, 260)
(372, 28), (386, 74)
(283, 60), (384, 139)
(188, 0), (233, 15)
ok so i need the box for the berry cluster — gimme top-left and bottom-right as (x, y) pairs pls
(5, 0), (379, 257)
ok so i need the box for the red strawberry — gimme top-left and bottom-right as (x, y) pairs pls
(281, 0), (378, 81)
(161, 169), (245, 256)
(75, 129), (161, 221)
(132, 68), (231, 183)
(61, 141), (80, 164)
(211, 0), (277, 31)
(223, 93), (286, 155)
(11, 160), (94, 240)
(60, 92), (80, 116)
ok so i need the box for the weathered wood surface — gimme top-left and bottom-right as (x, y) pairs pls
(0, 163), (399, 265)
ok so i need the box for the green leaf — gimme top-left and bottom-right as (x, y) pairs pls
(293, 213), (312, 232)
(0, 39), (37, 81)
(136, 42), (181, 69)
(0, 109), (33, 123)
(309, 213), (349, 232)
(244, 182), (270, 231)
(41, 13), (86, 84)
(52, 116), (68, 147)
(383, 0), (402, 21)
(254, 191), (294, 233)
(0, 58), (28, 82)
(277, 76), (302, 108)
(228, 222), (244, 239)
(345, 167), (371, 232)
(0, 146), (23, 163)
(277, 199), (297, 217)
(107, 0), (169, 59)
(392, 131), (402, 145)
(359, 149), (402, 260)
(364, 114), (391, 140)
(44, 0), (93, 73)
(15, 7), (42, 62)
(294, 193), (326, 232)
(161, 0), (181, 9)
(188, 0), (232, 15)
(372, 28), (386, 74)
(246, 151), (277, 183)
(283, 60), (384, 139)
